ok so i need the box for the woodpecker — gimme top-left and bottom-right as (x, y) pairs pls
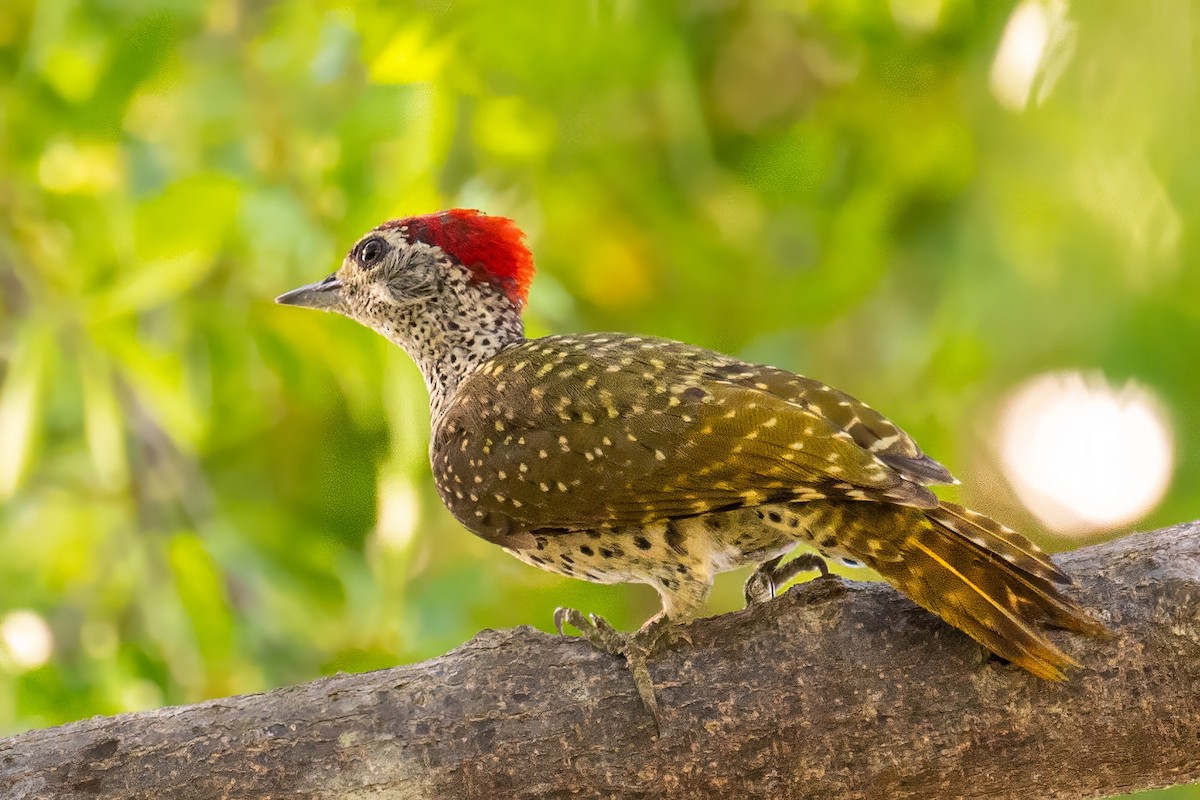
(278, 209), (1102, 713)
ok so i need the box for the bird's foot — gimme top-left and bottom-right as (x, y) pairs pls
(744, 552), (830, 605)
(553, 607), (627, 654)
(635, 613), (692, 651)
(554, 608), (690, 736)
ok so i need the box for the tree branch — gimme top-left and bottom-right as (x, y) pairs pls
(3, 523), (1199, 800)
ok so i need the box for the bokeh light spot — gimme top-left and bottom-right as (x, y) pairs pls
(376, 474), (421, 550)
(38, 139), (123, 195)
(990, 0), (1075, 112)
(0, 610), (54, 671)
(999, 372), (1174, 535)
(890, 0), (945, 33)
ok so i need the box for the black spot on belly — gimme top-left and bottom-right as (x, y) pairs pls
(634, 536), (652, 550)
(536, 537), (547, 550)
(768, 511), (782, 524)
(664, 521), (688, 556)
(820, 536), (837, 549)
(580, 545), (594, 556)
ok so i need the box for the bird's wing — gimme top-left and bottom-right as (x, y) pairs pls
(704, 364), (956, 485)
(432, 335), (939, 543)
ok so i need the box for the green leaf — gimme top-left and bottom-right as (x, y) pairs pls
(167, 532), (234, 671)
(78, 350), (129, 489)
(0, 324), (54, 500)
(120, 174), (239, 306)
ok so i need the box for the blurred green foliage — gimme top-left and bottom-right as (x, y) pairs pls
(0, 1), (1197, 793)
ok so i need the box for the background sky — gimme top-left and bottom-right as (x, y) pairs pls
(0, 2), (1197, 795)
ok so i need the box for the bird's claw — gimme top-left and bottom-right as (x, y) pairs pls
(743, 570), (776, 605)
(553, 606), (576, 638)
(553, 607), (695, 736)
(744, 552), (830, 605)
(553, 607), (625, 655)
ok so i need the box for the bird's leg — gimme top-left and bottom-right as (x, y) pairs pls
(744, 552), (830, 605)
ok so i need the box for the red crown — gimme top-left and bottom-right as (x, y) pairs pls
(379, 209), (535, 306)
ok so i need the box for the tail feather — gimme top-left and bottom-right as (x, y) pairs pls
(792, 499), (1106, 680)
(925, 504), (1105, 637)
(891, 515), (1102, 679)
(930, 502), (1070, 586)
(900, 534), (1072, 679)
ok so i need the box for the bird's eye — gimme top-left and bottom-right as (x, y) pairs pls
(358, 237), (387, 268)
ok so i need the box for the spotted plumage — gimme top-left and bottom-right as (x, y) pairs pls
(432, 334), (944, 545)
(278, 208), (1104, 683)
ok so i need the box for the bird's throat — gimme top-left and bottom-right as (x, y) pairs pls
(370, 282), (525, 422)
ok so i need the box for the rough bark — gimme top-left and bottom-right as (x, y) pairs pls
(2, 523), (1198, 800)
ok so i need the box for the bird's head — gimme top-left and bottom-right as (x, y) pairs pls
(276, 209), (535, 328)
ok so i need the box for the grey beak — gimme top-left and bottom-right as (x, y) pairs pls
(276, 273), (343, 310)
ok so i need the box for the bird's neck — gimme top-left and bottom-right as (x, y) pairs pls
(374, 281), (525, 422)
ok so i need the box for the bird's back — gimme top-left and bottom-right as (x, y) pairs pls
(431, 332), (947, 544)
